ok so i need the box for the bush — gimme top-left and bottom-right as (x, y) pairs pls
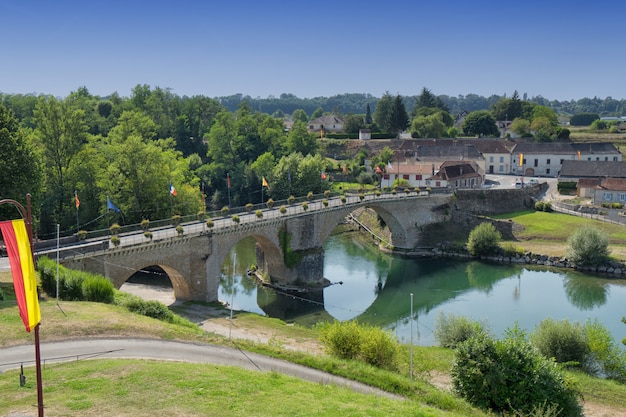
(266, 198), (274, 209)
(176, 225), (184, 235)
(110, 236), (121, 247)
(534, 201), (545, 211)
(255, 209), (263, 219)
(77, 230), (88, 240)
(140, 219), (150, 230)
(245, 203), (254, 212)
(467, 222), (501, 256)
(279, 205), (287, 214)
(206, 219), (214, 229)
(124, 298), (174, 322)
(566, 226), (610, 266)
(434, 312), (488, 349)
(584, 319), (626, 382)
(82, 275), (115, 303)
(62, 270), (86, 301)
(287, 195), (295, 205)
(144, 231), (153, 240)
(0, 287), (4, 301)
(231, 215), (240, 224)
(452, 330), (583, 416)
(109, 223), (121, 235)
(318, 321), (399, 370)
(221, 206), (230, 216)
(530, 318), (588, 367)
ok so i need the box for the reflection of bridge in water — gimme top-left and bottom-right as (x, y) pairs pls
(60, 192), (451, 303)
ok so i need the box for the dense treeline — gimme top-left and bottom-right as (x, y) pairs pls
(0, 85), (622, 240)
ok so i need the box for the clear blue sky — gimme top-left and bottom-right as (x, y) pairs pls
(2, 0), (625, 101)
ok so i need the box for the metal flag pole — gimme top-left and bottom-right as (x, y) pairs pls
(410, 292), (414, 382)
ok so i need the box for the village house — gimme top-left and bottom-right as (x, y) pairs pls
(431, 161), (484, 189)
(307, 115), (345, 134)
(511, 142), (622, 177)
(577, 178), (626, 205)
(559, 160), (626, 182)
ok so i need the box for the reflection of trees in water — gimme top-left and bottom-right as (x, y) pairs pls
(563, 274), (608, 310)
(465, 261), (520, 293)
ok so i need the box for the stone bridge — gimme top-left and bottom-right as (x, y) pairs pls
(61, 193), (451, 302)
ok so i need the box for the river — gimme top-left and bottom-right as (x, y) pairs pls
(218, 233), (626, 347)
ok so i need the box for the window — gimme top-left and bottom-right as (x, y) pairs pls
(604, 192), (613, 201)
(425, 180), (431, 186)
(435, 181), (441, 187)
(534, 159), (538, 167)
(403, 174), (409, 180)
(619, 193), (626, 202)
(489, 156), (494, 162)
(560, 159), (564, 164)
(546, 169), (550, 175)
(499, 156), (504, 163)
(605, 157), (609, 161)
(596, 157), (600, 161)
(588, 157), (591, 161)
(416, 174), (422, 180)
(499, 165), (504, 172)
(615, 157), (619, 161)
(383, 174), (389, 180)
(547, 159), (551, 164)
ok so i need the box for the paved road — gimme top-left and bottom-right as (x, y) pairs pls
(0, 338), (401, 399)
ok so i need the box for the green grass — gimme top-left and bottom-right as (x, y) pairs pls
(1, 359), (472, 417)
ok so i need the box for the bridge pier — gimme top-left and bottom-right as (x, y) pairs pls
(256, 244), (326, 287)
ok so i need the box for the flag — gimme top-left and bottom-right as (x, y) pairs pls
(227, 173), (231, 189)
(577, 150), (581, 160)
(169, 183), (177, 196)
(107, 197), (120, 213)
(262, 177), (268, 187)
(0, 219), (41, 332)
(375, 166), (382, 174)
(519, 153), (524, 167)
(321, 172), (327, 180)
(342, 165), (347, 175)
(387, 161), (393, 170)
(75, 191), (80, 209)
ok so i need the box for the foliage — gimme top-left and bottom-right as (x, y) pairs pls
(245, 203), (253, 212)
(37, 256), (114, 303)
(451, 330), (583, 416)
(318, 321), (399, 370)
(81, 275), (115, 303)
(466, 222), (501, 256)
(205, 219), (214, 229)
(530, 318), (588, 366)
(434, 312), (488, 349)
(566, 226), (610, 266)
(122, 298), (175, 322)
(143, 231), (153, 240)
(461, 110), (499, 137)
(221, 206), (230, 215)
(231, 215), (240, 224)
(322, 199), (328, 207)
(109, 223), (121, 235)
(77, 230), (88, 240)
(176, 224), (184, 235)
(584, 319), (626, 382)
(255, 209), (263, 218)
(266, 198), (274, 208)
(570, 112), (600, 126)
(301, 202), (308, 211)
(110, 236), (121, 247)
(279, 205), (286, 214)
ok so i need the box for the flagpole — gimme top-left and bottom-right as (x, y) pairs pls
(227, 173), (231, 208)
(74, 190), (79, 232)
(0, 195), (45, 416)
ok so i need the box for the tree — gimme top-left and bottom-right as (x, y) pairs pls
(491, 90), (523, 121)
(372, 92), (394, 134)
(0, 103), (42, 218)
(566, 226), (610, 266)
(311, 107), (324, 119)
(410, 113), (447, 138)
(570, 113), (600, 126)
(389, 94), (409, 138)
(467, 222), (501, 256)
(284, 120), (318, 156)
(461, 110), (499, 137)
(510, 117), (531, 137)
(364, 103), (372, 125)
(291, 109), (308, 123)
(343, 113), (365, 134)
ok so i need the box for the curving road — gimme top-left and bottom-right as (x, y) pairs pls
(0, 338), (402, 399)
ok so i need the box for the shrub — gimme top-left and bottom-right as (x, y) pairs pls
(245, 203), (253, 212)
(306, 191), (314, 200)
(176, 225), (184, 235)
(0, 287), (4, 301)
(542, 201), (552, 212)
(206, 219), (214, 230)
(143, 231), (153, 240)
(340, 196), (346, 204)
(452, 330), (583, 416)
(500, 242), (524, 257)
(566, 226), (610, 266)
(124, 298), (174, 322)
(255, 209), (263, 219)
(322, 199), (328, 207)
(375, 189), (381, 197)
(584, 319), (626, 382)
(82, 275), (115, 303)
(318, 321), (399, 371)
(302, 202), (309, 211)
(77, 230), (88, 240)
(530, 318), (588, 367)
(140, 219), (150, 230)
(324, 190), (330, 198)
(467, 222), (501, 256)
(109, 223), (120, 235)
(434, 312), (488, 349)
(534, 201), (545, 211)
(110, 236), (121, 247)
(279, 205), (287, 214)
(266, 198), (274, 209)
(221, 206), (230, 216)
(358, 193), (365, 201)
(171, 214), (181, 225)
(62, 270), (85, 301)
(287, 195), (295, 205)
(231, 215), (240, 224)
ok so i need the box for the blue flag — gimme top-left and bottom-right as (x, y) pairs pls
(107, 197), (120, 213)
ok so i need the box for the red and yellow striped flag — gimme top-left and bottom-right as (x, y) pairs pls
(0, 219), (41, 332)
